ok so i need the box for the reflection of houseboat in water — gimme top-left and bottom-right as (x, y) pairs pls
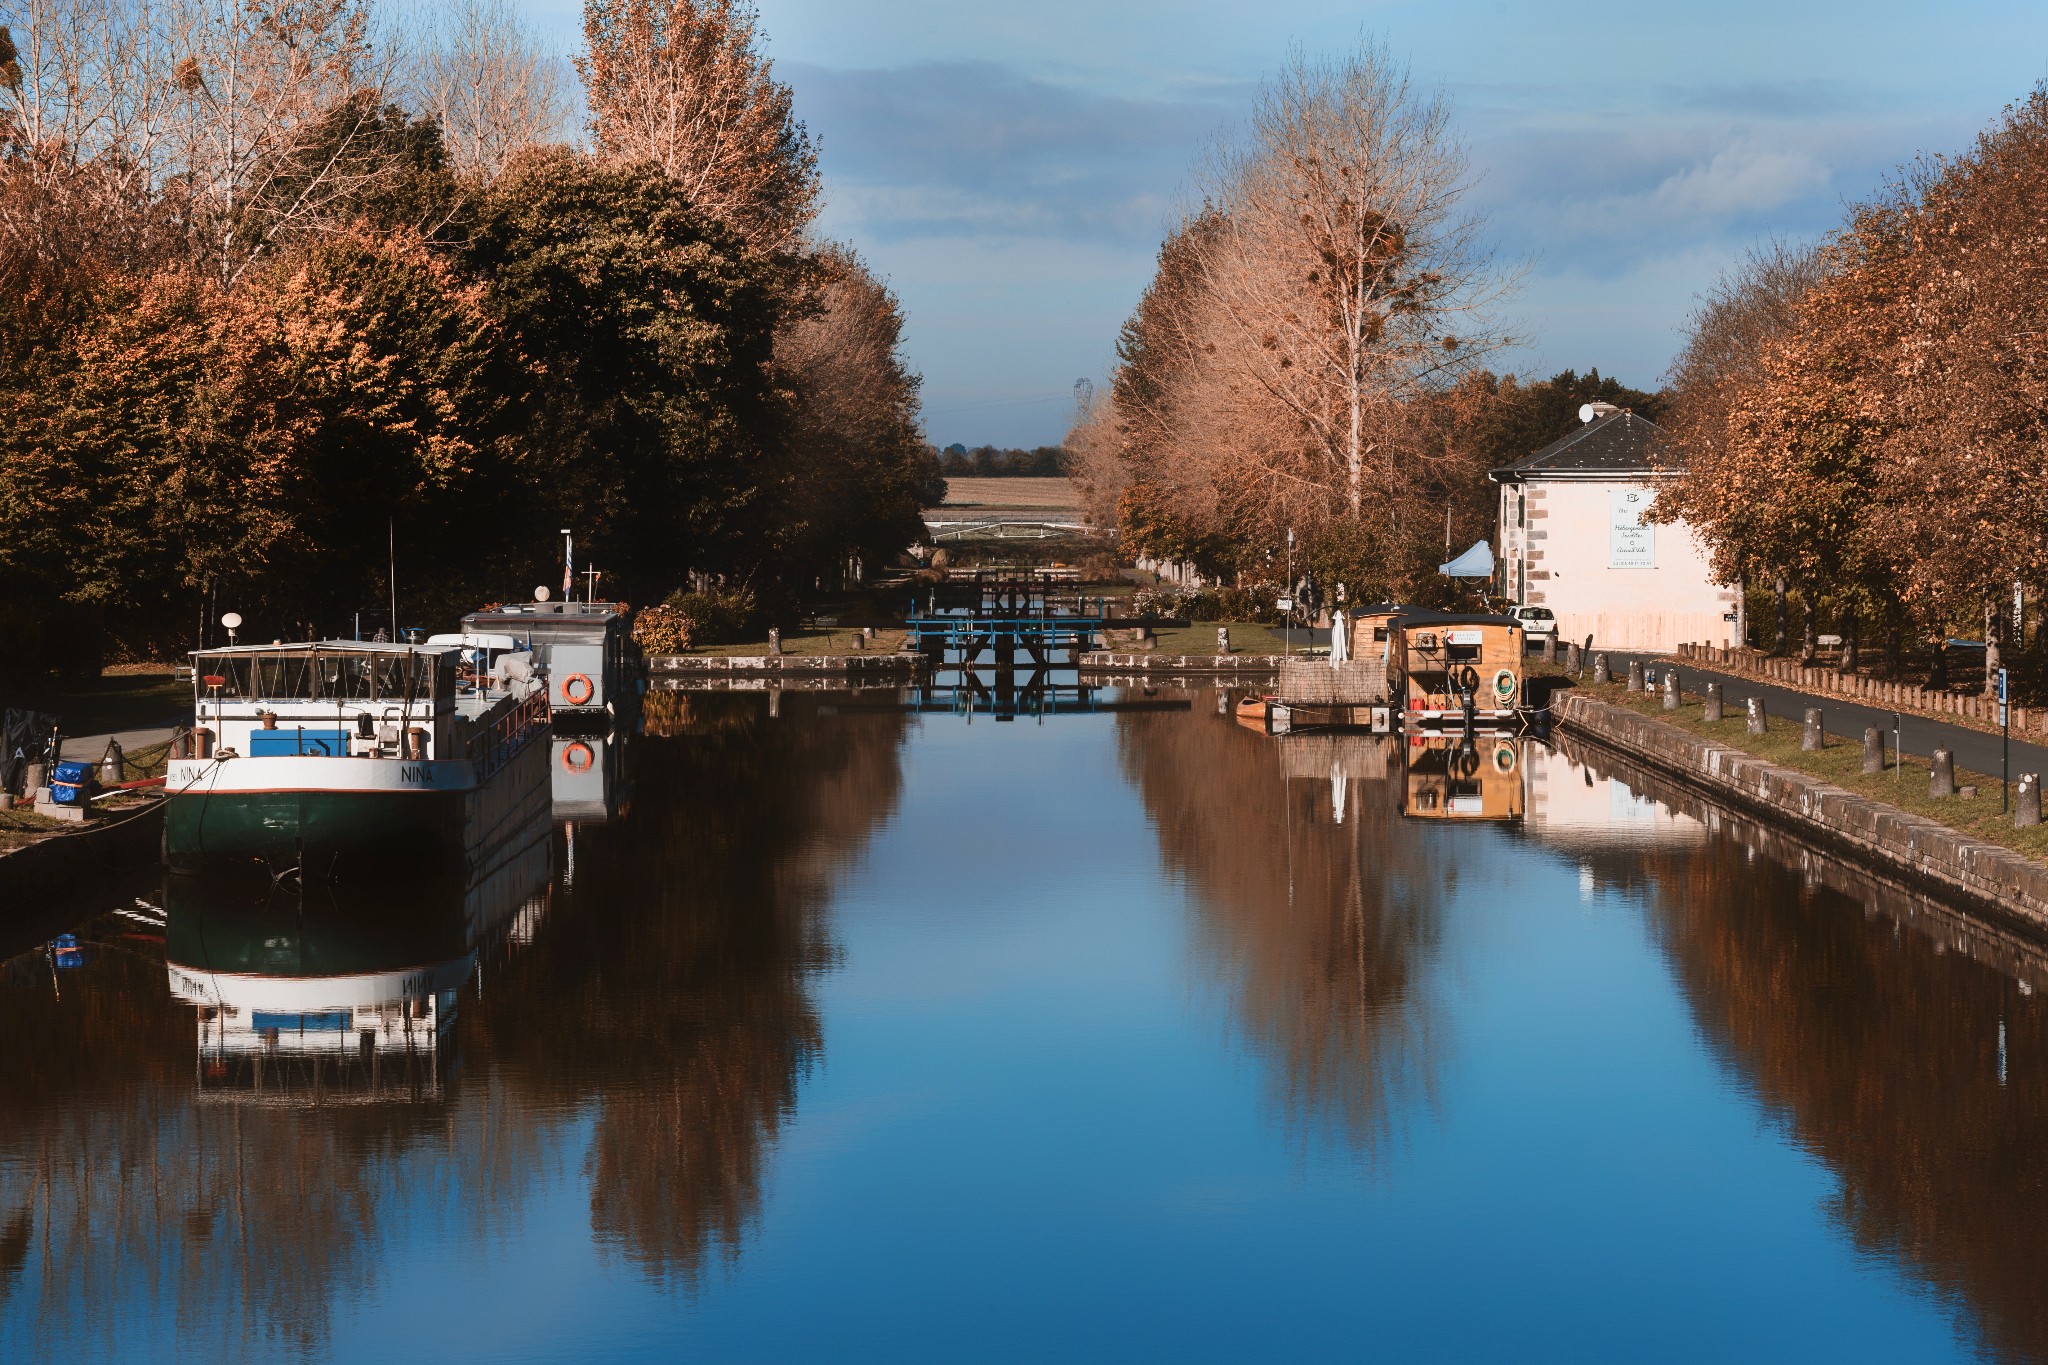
(164, 838), (550, 1103)
(461, 600), (643, 726)
(165, 641), (552, 877)
(1401, 734), (1526, 822)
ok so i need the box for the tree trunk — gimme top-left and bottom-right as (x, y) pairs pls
(1884, 622), (1902, 680)
(1843, 613), (1860, 675)
(1984, 598), (2003, 698)
(1929, 624), (1950, 691)
(1772, 575), (1788, 656)
(1798, 593), (1816, 667)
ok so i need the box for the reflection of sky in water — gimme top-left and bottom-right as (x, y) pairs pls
(1, 700), (2036, 1363)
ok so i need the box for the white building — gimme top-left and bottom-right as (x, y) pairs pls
(1490, 405), (1739, 653)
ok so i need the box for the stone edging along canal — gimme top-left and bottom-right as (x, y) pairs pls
(649, 654), (926, 676)
(1077, 652), (1283, 674)
(0, 797), (165, 913)
(1556, 691), (2048, 937)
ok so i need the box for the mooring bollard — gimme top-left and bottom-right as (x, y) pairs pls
(767, 626), (782, 657)
(768, 686), (782, 719)
(1863, 726), (1884, 774)
(1592, 653), (1610, 685)
(1802, 708), (1823, 751)
(1217, 626), (1231, 655)
(1747, 696), (1767, 736)
(1626, 660), (1644, 692)
(1931, 748), (1956, 798)
(1216, 688), (1230, 716)
(1567, 642), (1582, 675)
(100, 740), (125, 788)
(1704, 682), (1723, 722)
(1662, 671), (1680, 710)
(2019, 773), (2042, 828)
(1541, 633), (1557, 664)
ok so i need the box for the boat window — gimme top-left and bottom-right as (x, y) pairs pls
(1446, 644), (1481, 662)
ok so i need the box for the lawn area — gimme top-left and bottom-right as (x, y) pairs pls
(1147, 621), (1290, 655)
(1587, 677), (2048, 863)
(688, 628), (909, 657)
(5, 669), (189, 737)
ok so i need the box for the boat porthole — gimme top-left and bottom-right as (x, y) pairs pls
(562, 673), (595, 705)
(562, 742), (595, 773)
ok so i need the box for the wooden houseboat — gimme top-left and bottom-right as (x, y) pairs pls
(164, 640), (553, 878)
(1390, 611), (1526, 730)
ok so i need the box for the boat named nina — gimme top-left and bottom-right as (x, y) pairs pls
(165, 640), (552, 877)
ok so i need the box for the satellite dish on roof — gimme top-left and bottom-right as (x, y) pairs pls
(1579, 401), (1621, 424)
(534, 586), (551, 602)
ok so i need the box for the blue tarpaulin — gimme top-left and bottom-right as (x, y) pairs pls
(1439, 540), (1495, 578)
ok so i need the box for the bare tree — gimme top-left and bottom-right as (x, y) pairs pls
(167, 0), (407, 285)
(409, 0), (564, 179)
(578, 0), (817, 250)
(1192, 42), (1509, 540)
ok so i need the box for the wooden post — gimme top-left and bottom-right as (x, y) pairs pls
(1931, 748), (1956, 798)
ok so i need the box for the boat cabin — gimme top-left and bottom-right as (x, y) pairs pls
(461, 601), (639, 720)
(1390, 611), (1525, 727)
(186, 640), (538, 763)
(1401, 734), (1525, 821)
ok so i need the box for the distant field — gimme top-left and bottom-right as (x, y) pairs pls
(941, 477), (1078, 509)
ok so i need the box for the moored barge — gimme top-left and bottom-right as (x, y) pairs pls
(165, 641), (552, 878)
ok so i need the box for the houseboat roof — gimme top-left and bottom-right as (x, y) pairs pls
(190, 640), (462, 657)
(1489, 410), (1675, 482)
(466, 601), (627, 621)
(1394, 610), (1523, 629)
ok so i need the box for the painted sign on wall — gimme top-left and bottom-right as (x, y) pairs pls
(1609, 488), (1656, 568)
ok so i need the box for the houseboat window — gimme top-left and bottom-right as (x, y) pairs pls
(1446, 644), (1481, 663)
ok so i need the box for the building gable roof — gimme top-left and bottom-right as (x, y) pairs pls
(1491, 410), (1675, 480)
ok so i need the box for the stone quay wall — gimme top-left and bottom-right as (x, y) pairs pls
(1556, 691), (2048, 936)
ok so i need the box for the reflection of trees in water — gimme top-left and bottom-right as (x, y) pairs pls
(1117, 712), (1446, 1155)
(1647, 840), (2048, 1365)
(478, 693), (908, 1283)
(0, 693), (908, 1352)
(0, 932), (550, 1360)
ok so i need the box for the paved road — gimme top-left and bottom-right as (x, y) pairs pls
(1602, 651), (2048, 785)
(56, 722), (182, 766)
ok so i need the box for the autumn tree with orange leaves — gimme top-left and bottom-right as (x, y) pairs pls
(1663, 85), (2048, 695)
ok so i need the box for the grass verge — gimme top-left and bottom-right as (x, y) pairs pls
(1585, 678), (2048, 864)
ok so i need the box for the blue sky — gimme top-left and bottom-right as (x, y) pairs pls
(517, 0), (2048, 447)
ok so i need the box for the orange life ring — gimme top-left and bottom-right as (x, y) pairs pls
(561, 673), (595, 705)
(561, 741), (595, 773)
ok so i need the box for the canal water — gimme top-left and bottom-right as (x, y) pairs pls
(4, 688), (2048, 1362)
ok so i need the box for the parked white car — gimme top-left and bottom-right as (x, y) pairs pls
(1509, 605), (1557, 639)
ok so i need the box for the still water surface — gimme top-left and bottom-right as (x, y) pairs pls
(4, 690), (2048, 1362)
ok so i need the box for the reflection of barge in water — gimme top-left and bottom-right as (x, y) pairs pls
(165, 641), (552, 877)
(164, 836), (550, 1103)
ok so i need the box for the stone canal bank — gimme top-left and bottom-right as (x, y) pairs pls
(1557, 690), (2048, 936)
